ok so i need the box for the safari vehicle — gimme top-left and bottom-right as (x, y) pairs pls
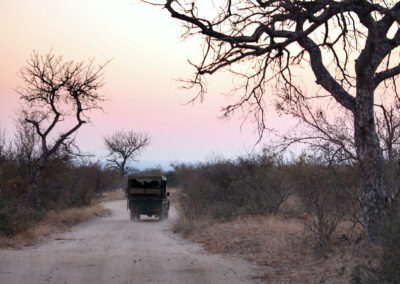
(126, 175), (170, 221)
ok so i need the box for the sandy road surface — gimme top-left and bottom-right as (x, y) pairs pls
(0, 200), (257, 284)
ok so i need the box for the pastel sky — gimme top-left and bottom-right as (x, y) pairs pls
(0, 0), (297, 168)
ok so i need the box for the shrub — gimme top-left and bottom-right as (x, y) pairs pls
(0, 154), (120, 237)
(174, 154), (293, 221)
(288, 154), (359, 250)
(0, 197), (40, 236)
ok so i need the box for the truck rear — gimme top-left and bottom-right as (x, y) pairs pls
(126, 175), (170, 221)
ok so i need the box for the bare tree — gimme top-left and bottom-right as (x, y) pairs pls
(104, 130), (150, 177)
(278, 92), (400, 208)
(376, 103), (400, 206)
(145, 0), (400, 240)
(17, 50), (108, 209)
(376, 104), (400, 165)
(12, 119), (41, 179)
(275, 92), (357, 166)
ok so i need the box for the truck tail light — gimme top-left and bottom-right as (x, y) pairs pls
(154, 208), (160, 212)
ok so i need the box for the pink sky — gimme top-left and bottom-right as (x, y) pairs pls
(0, 0), (296, 166)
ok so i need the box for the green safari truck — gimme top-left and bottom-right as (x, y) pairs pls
(126, 175), (170, 221)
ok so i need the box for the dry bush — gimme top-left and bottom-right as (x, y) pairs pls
(0, 112), (119, 240)
(172, 152), (369, 282)
(173, 154), (293, 221)
(0, 153), (119, 237)
(39, 159), (121, 209)
(278, 194), (305, 216)
(287, 155), (361, 251)
(0, 198), (40, 236)
(0, 172), (40, 236)
(171, 152), (400, 283)
(173, 153), (361, 249)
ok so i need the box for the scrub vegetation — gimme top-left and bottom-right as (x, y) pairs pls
(172, 150), (400, 283)
(145, 0), (400, 244)
(0, 51), (129, 244)
(141, 1), (400, 280)
(0, 134), (120, 239)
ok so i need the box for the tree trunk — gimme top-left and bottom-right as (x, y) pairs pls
(29, 155), (48, 210)
(354, 87), (389, 241)
(120, 158), (127, 178)
(30, 169), (42, 210)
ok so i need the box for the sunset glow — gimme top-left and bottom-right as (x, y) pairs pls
(0, 0), (294, 167)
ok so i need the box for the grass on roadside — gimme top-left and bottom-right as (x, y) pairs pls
(99, 188), (126, 202)
(174, 214), (359, 283)
(0, 204), (110, 248)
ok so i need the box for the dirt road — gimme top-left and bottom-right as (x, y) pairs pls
(0, 200), (257, 284)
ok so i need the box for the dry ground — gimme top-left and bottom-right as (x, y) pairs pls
(0, 200), (258, 284)
(1, 187), (363, 282)
(0, 204), (109, 248)
(175, 215), (360, 283)
(0, 188), (178, 249)
(0, 189), (126, 248)
(174, 194), (362, 283)
(99, 188), (126, 202)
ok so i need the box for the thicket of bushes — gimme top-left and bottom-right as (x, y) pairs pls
(173, 154), (293, 220)
(172, 151), (400, 283)
(0, 140), (120, 236)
